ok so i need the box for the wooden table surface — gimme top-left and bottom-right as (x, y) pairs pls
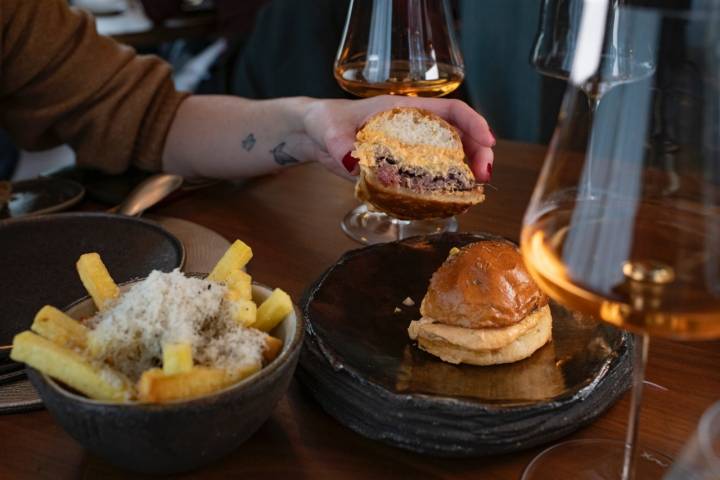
(1, 140), (718, 479)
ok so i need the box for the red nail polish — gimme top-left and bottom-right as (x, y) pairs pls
(342, 152), (359, 173)
(486, 163), (493, 180)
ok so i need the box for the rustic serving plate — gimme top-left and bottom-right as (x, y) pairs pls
(298, 233), (632, 456)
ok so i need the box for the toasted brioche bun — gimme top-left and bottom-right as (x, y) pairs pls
(352, 107), (484, 220)
(420, 240), (548, 328)
(355, 169), (484, 220)
(408, 305), (552, 366)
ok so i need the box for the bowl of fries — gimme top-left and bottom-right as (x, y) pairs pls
(12, 240), (304, 474)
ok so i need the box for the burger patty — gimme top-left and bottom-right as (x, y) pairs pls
(374, 156), (476, 193)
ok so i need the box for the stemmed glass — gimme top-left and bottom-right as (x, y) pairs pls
(531, 0), (655, 113)
(335, 0), (466, 244)
(531, 0), (656, 201)
(521, 1), (720, 479)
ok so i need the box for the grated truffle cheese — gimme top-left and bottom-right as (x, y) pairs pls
(88, 269), (267, 382)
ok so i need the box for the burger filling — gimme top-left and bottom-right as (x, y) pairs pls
(374, 156), (476, 193)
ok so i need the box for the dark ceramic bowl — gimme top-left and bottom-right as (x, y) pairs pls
(26, 282), (304, 475)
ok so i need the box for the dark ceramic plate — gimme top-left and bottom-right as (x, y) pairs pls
(0, 177), (84, 219)
(0, 213), (184, 359)
(298, 233), (632, 456)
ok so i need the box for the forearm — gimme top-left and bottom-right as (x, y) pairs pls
(162, 95), (317, 179)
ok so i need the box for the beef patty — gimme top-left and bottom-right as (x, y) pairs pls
(373, 156), (476, 193)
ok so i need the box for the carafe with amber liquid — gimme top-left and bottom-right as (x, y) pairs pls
(335, 0), (465, 244)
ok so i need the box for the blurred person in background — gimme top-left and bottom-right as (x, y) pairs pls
(0, 0), (495, 181)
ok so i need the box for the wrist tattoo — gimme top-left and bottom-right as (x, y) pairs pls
(241, 133), (256, 151)
(270, 142), (299, 166)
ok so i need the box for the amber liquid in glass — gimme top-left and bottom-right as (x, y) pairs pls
(521, 200), (720, 340)
(334, 59), (463, 97)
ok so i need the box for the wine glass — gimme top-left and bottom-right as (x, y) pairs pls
(531, 0), (655, 113)
(531, 0), (656, 201)
(521, 2), (720, 479)
(335, 0), (466, 245)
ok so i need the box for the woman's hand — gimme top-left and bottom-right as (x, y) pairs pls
(163, 95), (493, 182)
(303, 96), (496, 182)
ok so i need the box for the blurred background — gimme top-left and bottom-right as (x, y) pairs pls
(3, 0), (566, 181)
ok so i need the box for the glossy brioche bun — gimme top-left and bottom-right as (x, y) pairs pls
(408, 305), (552, 366)
(420, 240), (548, 328)
(352, 107), (485, 220)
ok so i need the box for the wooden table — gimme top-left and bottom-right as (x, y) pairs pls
(1, 141), (718, 479)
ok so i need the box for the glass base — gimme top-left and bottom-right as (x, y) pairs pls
(521, 439), (672, 480)
(341, 203), (458, 245)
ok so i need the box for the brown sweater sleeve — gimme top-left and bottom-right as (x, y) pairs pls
(0, 0), (190, 173)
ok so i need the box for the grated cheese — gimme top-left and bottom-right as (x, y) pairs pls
(402, 297), (415, 307)
(88, 269), (267, 382)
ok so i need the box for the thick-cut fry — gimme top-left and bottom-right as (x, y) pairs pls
(138, 367), (229, 403)
(10, 331), (128, 401)
(138, 362), (261, 403)
(208, 240), (253, 283)
(253, 288), (293, 332)
(31, 305), (89, 350)
(225, 270), (252, 301)
(227, 298), (257, 327)
(225, 362), (261, 383)
(76, 253), (119, 310)
(263, 336), (283, 363)
(162, 343), (193, 374)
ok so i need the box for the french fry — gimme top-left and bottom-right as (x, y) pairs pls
(76, 253), (119, 310)
(225, 362), (261, 383)
(138, 367), (230, 403)
(31, 305), (88, 350)
(208, 240), (253, 283)
(253, 288), (293, 332)
(226, 298), (257, 327)
(225, 270), (252, 301)
(162, 343), (193, 375)
(10, 331), (129, 401)
(263, 336), (283, 364)
(138, 361), (262, 403)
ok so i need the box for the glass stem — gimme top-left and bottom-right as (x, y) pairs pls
(621, 333), (650, 480)
(587, 95), (601, 115)
(396, 218), (405, 241)
(583, 92), (601, 199)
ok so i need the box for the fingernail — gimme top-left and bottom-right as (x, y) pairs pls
(486, 163), (493, 180)
(489, 127), (497, 146)
(342, 152), (359, 173)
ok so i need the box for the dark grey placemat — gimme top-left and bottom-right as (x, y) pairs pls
(0, 376), (42, 414)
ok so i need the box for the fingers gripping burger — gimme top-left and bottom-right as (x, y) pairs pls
(408, 240), (552, 366)
(352, 107), (485, 220)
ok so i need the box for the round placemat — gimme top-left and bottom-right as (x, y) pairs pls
(0, 378), (44, 414)
(147, 215), (231, 273)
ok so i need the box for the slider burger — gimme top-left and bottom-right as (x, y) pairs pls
(352, 107), (485, 220)
(408, 240), (552, 366)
